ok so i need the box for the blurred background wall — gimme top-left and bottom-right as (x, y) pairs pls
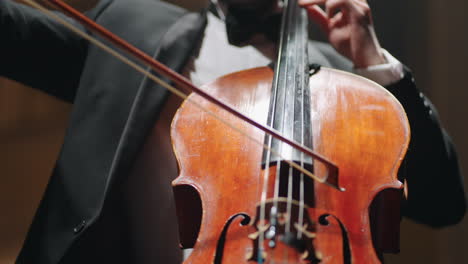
(0, 0), (466, 263)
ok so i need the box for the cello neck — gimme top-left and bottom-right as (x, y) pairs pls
(263, 0), (312, 165)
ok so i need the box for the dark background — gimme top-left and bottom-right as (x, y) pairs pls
(0, 0), (466, 262)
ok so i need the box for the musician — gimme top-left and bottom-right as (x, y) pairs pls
(0, 0), (465, 263)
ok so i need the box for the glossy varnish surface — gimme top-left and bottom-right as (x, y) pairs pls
(171, 66), (409, 263)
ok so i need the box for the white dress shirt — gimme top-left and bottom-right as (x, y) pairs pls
(182, 13), (404, 88)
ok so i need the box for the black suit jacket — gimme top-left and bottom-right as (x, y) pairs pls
(0, 0), (465, 263)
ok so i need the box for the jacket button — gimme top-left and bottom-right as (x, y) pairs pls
(73, 220), (87, 234)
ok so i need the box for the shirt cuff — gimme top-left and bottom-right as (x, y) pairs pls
(353, 49), (405, 86)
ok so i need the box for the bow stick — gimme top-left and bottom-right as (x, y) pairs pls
(23, 0), (343, 190)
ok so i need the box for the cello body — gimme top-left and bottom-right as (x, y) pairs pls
(171, 66), (409, 263)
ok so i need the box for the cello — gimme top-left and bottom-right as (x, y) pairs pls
(171, 0), (409, 263)
(28, 0), (410, 262)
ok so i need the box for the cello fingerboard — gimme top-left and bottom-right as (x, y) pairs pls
(262, 0), (313, 167)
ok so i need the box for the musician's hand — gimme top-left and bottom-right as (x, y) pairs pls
(298, 0), (386, 68)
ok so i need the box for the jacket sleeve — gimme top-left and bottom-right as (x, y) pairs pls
(386, 68), (467, 227)
(0, 0), (88, 103)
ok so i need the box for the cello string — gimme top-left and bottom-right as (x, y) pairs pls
(274, 0), (288, 258)
(259, 0), (291, 260)
(258, 153), (271, 263)
(298, 163), (305, 239)
(283, 0), (303, 263)
(297, 1), (308, 240)
(22, 0), (327, 184)
(258, 114), (278, 262)
(285, 0), (298, 237)
(284, 165), (294, 262)
(283, 0), (298, 237)
(280, 1), (296, 262)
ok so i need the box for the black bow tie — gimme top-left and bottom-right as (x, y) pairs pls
(224, 7), (282, 46)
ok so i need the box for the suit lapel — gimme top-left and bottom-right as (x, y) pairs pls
(104, 10), (208, 199)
